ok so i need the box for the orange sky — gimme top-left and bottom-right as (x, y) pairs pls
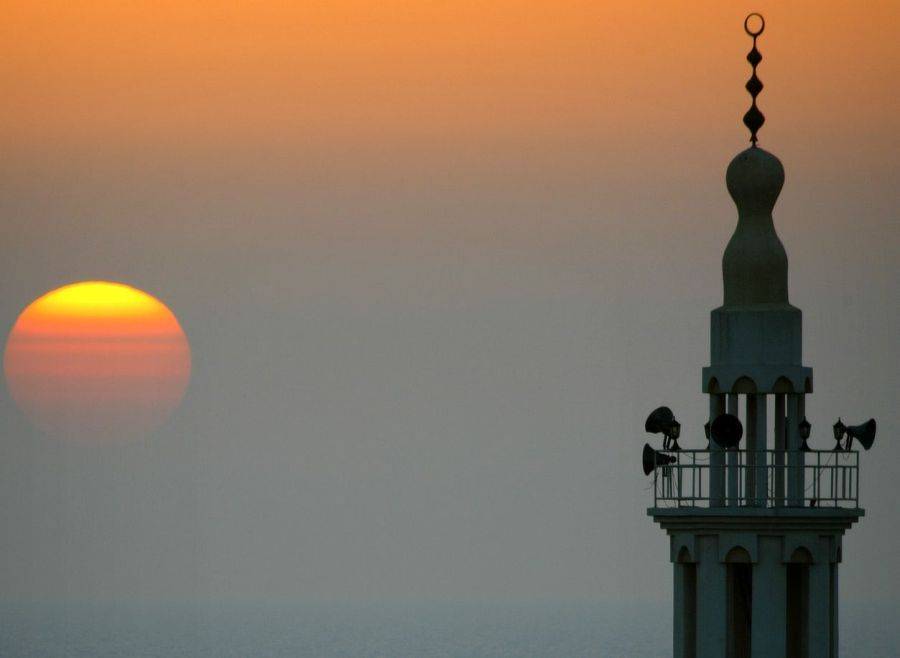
(0, 2), (897, 606)
(1, 1), (897, 159)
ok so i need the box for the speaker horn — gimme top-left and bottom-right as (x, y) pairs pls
(845, 418), (877, 450)
(710, 413), (743, 449)
(642, 443), (677, 476)
(645, 406), (682, 450)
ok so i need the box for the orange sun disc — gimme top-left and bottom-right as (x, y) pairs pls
(3, 281), (191, 442)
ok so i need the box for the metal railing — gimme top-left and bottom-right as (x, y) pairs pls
(650, 449), (859, 509)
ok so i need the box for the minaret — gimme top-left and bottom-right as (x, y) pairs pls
(644, 14), (877, 658)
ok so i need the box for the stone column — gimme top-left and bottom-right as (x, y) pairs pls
(727, 394), (739, 507)
(710, 394), (726, 506)
(774, 394), (785, 506)
(745, 395), (767, 506)
(831, 562), (839, 658)
(751, 536), (787, 658)
(753, 394), (768, 506)
(697, 536), (727, 657)
(673, 561), (696, 658)
(786, 394), (801, 506)
(808, 558), (832, 657)
(797, 395), (806, 500)
(674, 563), (686, 658)
(745, 395), (756, 503)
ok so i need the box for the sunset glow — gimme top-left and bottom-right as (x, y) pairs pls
(3, 282), (191, 441)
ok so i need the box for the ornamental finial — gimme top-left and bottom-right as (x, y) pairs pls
(743, 13), (766, 145)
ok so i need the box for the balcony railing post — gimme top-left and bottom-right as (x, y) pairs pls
(842, 457), (847, 501)
(691, 452), (698, 502)
(676, 452), (683, 506)
(653, 455), (658, 507)
(832, 456), (837, 507)
(814, 451), (820, 503)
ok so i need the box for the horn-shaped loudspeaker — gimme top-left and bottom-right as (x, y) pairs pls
(642, 443), (677, 476)
(710, 413), (743, 449)
(846, 418), (877, 450)
(645, 407), (675, 434)
(645, 406), (681, 450)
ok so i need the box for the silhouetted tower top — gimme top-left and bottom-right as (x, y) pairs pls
(722, 13), (790, 309)
(703, 13), (809, 395)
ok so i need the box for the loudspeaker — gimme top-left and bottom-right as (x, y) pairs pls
(710, 413), (743, 449)
(833, 418), (876, 451)
(642, 443), (677, 476)
(645, 406), (682, 450)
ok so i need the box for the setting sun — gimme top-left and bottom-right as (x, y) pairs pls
(3, 281), (191, 441)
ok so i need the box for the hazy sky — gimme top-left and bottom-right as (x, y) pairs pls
(0, 1), (898, 606)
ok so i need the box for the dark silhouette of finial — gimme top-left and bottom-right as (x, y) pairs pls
(743, 13), (765, 145)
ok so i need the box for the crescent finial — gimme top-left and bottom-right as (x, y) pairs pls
(743, 13), (766, 145)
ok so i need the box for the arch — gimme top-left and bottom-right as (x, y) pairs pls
(788, 546), (814, 564)
(732, 376), (757, 394)
(804, 376), (813, 393)
(708, 377), (721, 394)
(676, 545), (694, 563)
(724, 546), (752, 563)
(773, 376), (795, 393)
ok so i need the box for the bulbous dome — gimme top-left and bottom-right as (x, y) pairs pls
(722, 147), (789, 306)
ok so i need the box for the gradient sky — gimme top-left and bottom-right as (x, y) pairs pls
(0, 0), (897, 609)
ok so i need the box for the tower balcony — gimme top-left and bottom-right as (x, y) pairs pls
(648, 448), (860, 510)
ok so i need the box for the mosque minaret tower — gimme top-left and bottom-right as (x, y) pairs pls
(642, 14), (878, 658)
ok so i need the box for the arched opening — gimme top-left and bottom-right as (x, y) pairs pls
(676, 546), (696, 658)
(725, 546), (752, 563)
(726, 547), (752, 658)
(789, 547), (813, 563)
(773, 376), (794, 394)
(786, 547), (812, 658)
(733, 376), (757, 394)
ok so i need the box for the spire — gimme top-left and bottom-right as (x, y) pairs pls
(743, 13), (765, 145)
(722, 14), (789, 307)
